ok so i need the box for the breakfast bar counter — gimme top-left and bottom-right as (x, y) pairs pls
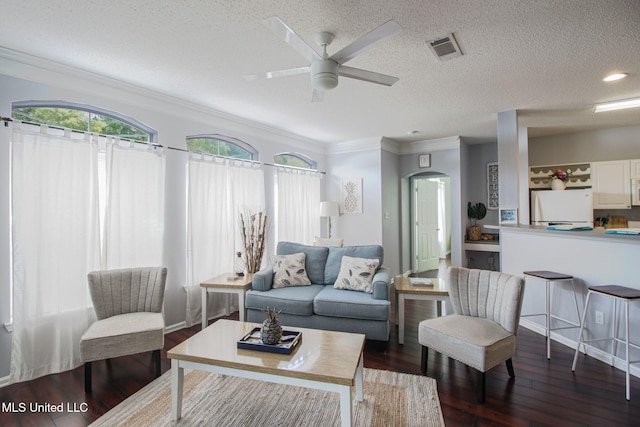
(497, 224), (640, 364)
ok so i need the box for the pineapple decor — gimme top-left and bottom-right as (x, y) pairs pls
(261, 307), (283, 345)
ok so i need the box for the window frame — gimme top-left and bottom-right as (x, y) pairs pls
(186, 134), (258, 161)
(12, 100), (157, 143)
(274, 152), (318, 170)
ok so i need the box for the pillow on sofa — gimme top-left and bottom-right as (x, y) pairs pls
(333, 256), (380, 293)
(272, 253), (311, 288)
(314, 236), (344, 247)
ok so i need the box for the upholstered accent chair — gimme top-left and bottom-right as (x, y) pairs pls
(418, 266), (525, 402)
(80, 267), (167, 392)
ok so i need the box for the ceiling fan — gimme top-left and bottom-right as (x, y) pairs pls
(245, 17), (402, 102)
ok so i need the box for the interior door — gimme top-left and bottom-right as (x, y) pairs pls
(414, 178), (440, 272)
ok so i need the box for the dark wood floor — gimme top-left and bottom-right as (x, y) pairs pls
(2, 299), (640, 426)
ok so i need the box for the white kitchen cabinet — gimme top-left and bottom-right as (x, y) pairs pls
(591, 160), (631, 209)
(630, 159), (640, 179)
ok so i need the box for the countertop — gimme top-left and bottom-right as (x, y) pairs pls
(488, 223), (640, 244)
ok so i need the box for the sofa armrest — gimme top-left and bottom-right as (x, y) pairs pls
(372, 266), (391, 300)
(251, 267), (274, 291)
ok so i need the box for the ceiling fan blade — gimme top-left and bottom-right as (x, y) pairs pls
(339, 66), (399, 86)
(263, 17), (322, 63)
(244, 66), (310, 81)
(330, 19), (402, 65)
(311, 89), (325, 103)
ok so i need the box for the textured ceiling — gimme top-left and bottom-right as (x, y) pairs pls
(0, 0), (639, 144)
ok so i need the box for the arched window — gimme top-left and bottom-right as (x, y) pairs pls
(12, 100), (156, 142)
(186, 134), (257, 160)
(274, 152), (317, 169)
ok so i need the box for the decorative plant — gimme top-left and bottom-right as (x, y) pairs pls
(240, 210), (268, 274)
(467, 202), (487, 226)
(549, 168), (572, 183)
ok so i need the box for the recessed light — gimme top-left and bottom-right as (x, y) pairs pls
(594, 97), (640, 113)
(603, 73), (628, 82)
(407, 130), (419, 136)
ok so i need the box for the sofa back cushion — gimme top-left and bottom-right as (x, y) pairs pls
(277, 242), (329, 285)
(324, 245), (384, 286)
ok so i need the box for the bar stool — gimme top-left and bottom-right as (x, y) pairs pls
(572, 285), (640, 400)
(522, 270), (582, 359)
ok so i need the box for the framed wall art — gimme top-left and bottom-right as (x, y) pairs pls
(340, 178), (363, 214)
(487, 162), (499, 210)
(419, 154), (431, 168)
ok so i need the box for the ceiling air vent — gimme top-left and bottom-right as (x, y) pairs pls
(427, 33), (462, 62)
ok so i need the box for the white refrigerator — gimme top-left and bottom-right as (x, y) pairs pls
(530, 189), (593, 226)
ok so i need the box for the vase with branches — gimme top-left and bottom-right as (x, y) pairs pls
(240, 210), (268, 274)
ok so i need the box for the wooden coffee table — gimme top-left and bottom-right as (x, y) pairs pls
(394, 276), (449, 344)
(200, 273), (253, 329)
(168, 319), (365, 427)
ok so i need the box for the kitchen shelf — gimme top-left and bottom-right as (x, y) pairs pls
(529, 162), (591, 189)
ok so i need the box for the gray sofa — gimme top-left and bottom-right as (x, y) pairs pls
(245, 241), (391, 341)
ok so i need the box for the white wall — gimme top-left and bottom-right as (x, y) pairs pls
(325, 141), (383, 246)
(0, 72), (327, 379)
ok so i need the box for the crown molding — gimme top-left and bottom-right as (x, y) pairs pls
(0, 47), (325, 154)
(325, 137), (382, 155)
(382, 136), (461, 155)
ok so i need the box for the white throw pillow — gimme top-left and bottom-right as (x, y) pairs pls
(313, 236), (344, 247)
(272, 253), (311, 288)
(333, 256), (380, 293)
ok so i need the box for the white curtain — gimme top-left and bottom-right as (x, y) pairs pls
(102, 140), (166, 268)
(277, 168), (321, 245)
(10, 124), (167, 383)
(185, 157), (264, 327)
(10, 124), (101, 383)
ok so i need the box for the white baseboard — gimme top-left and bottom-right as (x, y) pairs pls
(0, 375), (9, 388)
(520, 318), (640, 379)
(164, 321), (186, 334)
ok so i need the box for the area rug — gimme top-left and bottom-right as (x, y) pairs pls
(90, 367), (445, 426)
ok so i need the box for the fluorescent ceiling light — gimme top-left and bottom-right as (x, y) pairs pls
(594, 97), (640, 113)
(603, 73), (628, 82)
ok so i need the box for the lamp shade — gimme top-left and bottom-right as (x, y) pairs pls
(319, 201), (339, 217)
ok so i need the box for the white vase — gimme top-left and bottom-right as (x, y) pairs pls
(550, 179), (566, 190)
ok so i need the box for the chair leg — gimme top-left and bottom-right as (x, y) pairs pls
(154, 349), (161, 377)
(505, 358), (515, 378)
(84, 362), (92, 393)
(477, 370), (486, 403)
(421, 346), (428, 374)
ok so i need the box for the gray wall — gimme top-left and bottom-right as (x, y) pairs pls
(466, 143), (499, 226)
(528, 126), (640, 165)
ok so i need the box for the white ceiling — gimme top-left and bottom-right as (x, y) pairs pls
(1, 0), (639, 145)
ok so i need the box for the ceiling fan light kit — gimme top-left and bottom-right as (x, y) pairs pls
(246, 17), (402, 101)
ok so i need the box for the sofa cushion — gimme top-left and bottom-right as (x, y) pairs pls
(272, 253), (311, 288)
(314, 286), (390, 321)
(245, 285), (325, 316)
(333, 256), (379, 293)
(277, 242), (329, 285)
(324, 245), (384, 285)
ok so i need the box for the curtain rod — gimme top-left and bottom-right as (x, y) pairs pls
(167, 146), (325, 175)
(1, 117), (13, 127)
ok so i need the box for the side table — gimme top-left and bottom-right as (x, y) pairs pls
(394, 276), (449, 344)
(200, 273), (253, 329)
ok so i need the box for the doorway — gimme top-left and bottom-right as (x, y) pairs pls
(410, 174), (451, 276)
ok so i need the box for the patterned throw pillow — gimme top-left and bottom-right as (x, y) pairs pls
(333, 256), (380, 293)
(272, 253), (311, 288)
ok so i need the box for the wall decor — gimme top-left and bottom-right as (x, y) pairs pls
(499, 208), (518, 225)
(419, 154), (431, 168)
(340, 178), (363, 214)
(487, 162), (499, 210)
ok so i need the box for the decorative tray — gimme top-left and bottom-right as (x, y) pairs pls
(237, 327), (302, 355)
